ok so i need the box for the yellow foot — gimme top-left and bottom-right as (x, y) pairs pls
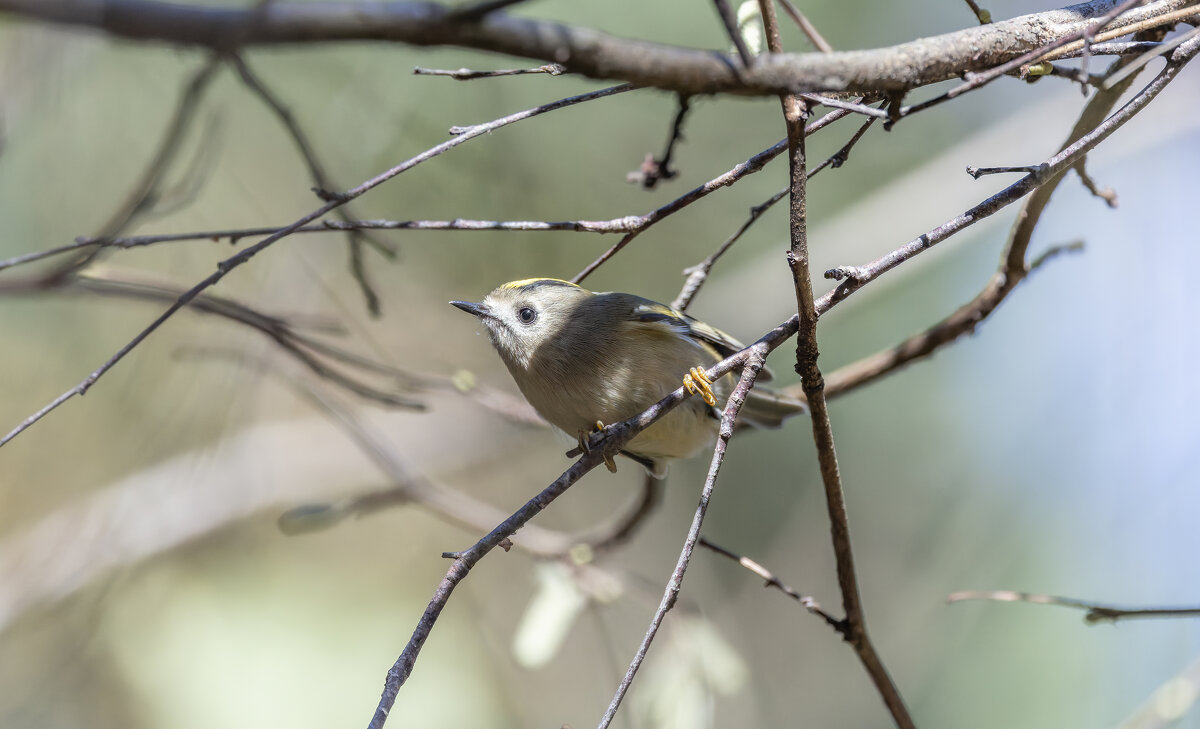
(683, 366), (717, 407)
(577, 421), (617, 472)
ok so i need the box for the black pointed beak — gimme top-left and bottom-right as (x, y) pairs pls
(450, 300), (491, 319)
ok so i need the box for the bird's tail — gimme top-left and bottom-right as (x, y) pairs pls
(736, 386), (809, 429)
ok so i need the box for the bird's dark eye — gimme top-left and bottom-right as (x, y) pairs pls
(517, 307), (537, 324)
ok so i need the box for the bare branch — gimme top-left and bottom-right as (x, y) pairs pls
(698, 536), (842, 629)
(712, 0), (755, 67)
(0, 0), (1193, 97)
(628, 94), (691, 189)
(775, 0), (833, 52)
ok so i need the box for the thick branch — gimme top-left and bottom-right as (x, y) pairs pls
(0, 0), (1193, 96)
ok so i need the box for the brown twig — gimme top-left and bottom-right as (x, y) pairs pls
(775, 0), (833, 52)
(0, 83), (637, 450)
(763, 0), (913, 723)
(947, 590), (1200, 624)
(596, 349), (768, 729)
(628, 94), (691, 189)
(712, 0), (755, 67)
(1073, 159), (1119, 207)
(698, 536), (842, 629)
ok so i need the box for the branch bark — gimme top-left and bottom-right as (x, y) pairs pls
(0, 0), (1193, 96)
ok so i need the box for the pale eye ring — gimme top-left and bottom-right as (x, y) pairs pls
(517, 307), (537, 324)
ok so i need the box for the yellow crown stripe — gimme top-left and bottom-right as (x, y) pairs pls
(501, 278), (581, 291)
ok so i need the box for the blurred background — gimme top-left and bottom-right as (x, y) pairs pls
(1, 1), (1199, 727)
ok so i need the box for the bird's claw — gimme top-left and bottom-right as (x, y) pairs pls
(683, 366), (717, 407)
(576, 420), (618, 472)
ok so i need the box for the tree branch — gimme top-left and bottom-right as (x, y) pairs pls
(0, 0), (1193, 96)
(765, 0), (913, 722)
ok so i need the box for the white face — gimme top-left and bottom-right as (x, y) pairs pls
(466, 281), (586, 372)
(479, 290), (552, 370)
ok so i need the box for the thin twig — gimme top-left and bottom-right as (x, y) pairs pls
(0, 83), (637, 450)
(966, 163), (1048, 178)
(799, 93), (888, 118)
(698, 536), (842, 629)
(712, 0), (755, 67)
(961, 0), (992, 24)
(628, 94), (691, 189)
(572, 106), (854, 285)
(1103, 22), (1200, 88)
(1073, 159), (1118, 207)
(596, 350), (768, 729)
(947, 590), (1200, 624)
(413, 63), (565, 79)
(775, 0), (833, 52)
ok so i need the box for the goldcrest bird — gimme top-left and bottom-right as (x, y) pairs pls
(451, 278), (807, 475)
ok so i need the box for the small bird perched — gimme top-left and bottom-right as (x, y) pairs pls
(451, 278), (807, 475)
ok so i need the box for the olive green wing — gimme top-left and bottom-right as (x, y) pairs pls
(621, 296), (775, 382)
